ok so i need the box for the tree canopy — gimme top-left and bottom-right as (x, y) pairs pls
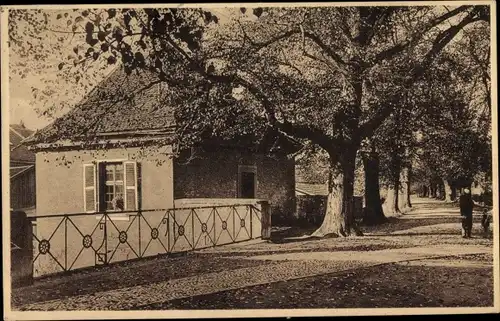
(8, 5), (492, 236)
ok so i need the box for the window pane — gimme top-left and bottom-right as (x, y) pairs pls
(115, 185), (124, 197)
(115, 164), (124, 181)
(105, 185), (114, 195)
(106, 166), (114, 181)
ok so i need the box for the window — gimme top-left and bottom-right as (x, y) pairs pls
(84, 161), (139, 213)
(104, 163), (124, 211)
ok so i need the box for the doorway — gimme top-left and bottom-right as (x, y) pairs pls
(238, 165), (257, 199)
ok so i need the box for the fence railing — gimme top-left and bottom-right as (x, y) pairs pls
(30, 202), (268, 277)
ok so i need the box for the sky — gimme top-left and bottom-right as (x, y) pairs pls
(8, 9), (98, 130)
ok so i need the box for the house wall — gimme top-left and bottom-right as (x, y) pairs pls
(36, 147), (174, 215)
(33, 146), (174, 277)
(173, 149), (296, 224)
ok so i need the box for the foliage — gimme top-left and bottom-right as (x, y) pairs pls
(415, 49), (491, 187)
(10, 6), (489, 157)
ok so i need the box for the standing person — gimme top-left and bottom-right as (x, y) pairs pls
(459, 188), (474, 238)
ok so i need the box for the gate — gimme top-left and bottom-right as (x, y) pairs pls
(30, 202), (269, 277)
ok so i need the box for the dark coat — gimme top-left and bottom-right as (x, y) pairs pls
(459, 194), (474, 217)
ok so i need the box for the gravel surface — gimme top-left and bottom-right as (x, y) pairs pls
(137, 263), (494, 309)
(199, 243), (414, 257)
(11, 254), (274, 307)
(15, 260), (374, 311)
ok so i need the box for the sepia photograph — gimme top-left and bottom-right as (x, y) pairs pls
(2, 1), (498, 319)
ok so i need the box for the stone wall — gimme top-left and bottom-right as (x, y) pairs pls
(174, 149), (296, 224)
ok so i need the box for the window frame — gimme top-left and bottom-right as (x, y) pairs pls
(103, 162), (125, 212)
(83, 158), (135, 221)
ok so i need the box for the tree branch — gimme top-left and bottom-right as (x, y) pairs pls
(370, 6), (473, 66)
(303, 30), (348, 67)
(277, 121), (340, 159)
(237, 23), (348, 70)
(359, 10), (483, 140)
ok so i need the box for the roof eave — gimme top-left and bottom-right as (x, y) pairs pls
(28, 133), (175, 152)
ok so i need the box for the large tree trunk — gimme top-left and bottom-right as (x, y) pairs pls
(361, 151), (387, 225)
(312, 150), (363, 237)
(311, 172), (344, 237)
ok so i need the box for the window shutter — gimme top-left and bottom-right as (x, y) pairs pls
(124, 161), (138, 211)
(83, 164), (97, 212)
(137, 162), (142, 210)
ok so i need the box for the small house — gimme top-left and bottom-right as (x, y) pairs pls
(24, 67), (296, 276)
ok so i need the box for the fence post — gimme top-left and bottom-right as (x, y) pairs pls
(138, 211), (142, 257)
(104, 213), (108, 265)
(10, 211), (34, 287)
(250, 206), (253, 239)
(257, 201), (271, 240)
(192, 209), (195, 250)
(213, 207), (216, 246)
(64, 217), (68, 271)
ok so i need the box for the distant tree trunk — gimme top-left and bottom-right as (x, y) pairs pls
(384, 169), (401, 217)
(451, 184), (457, 201)
(384, 186), (398, 217)
(444, 179), (453, 202)
(362, 151), (387, 225)
(400, 166), (412, 209)
(406, 170), (412, 207)
(312, 149), (363, 237)
(422, 185), (428, 197)
(384, 151), (402, 216)
(439, 181), (446, 200)
(429, 182), (437, 198)
(398, 183), (405, 211)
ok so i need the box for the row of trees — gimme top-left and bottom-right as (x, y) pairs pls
(9, 5), (492, 237)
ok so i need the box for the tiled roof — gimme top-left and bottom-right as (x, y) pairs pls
(10, 125), (35, 163)
(24, 66), (303, 155)
(295, 182), (329, 196)
(10, 124), (34, 145)
(25, 67), (175, 145)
